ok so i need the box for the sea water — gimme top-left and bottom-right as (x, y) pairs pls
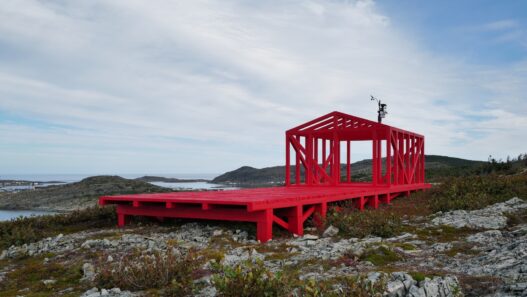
(0, 210), (56, 222)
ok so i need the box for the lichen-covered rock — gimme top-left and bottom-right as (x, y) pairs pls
(431, 198), (527, 229)
(80, 287), (136, 297)
(82, 263), (96, 282)
(467, 230), (503, 244)
(322, 225), (339, 237)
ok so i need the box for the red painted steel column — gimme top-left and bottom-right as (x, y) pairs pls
(354, 196), (365, 210)
(287, 205), (304, 236)
(367, 194), (379, 209)
(295, 135), (301, 185)
(322, 139), (326, 183)
(333, 133), (340, 185)
(421, 137), (426, 183)
(405, 134), (410, 185)
(396, 132), (399, 185)
(313, 137), (318, 184)
(314, 202), (327, 226)
(117, 206), (126, 227)
(386, 131), (392, 185)
(398, 133), (404, 184)
(306, 135), (313, 185)
(256, 209), (273, 242)
(346, 140), (351, 182)
(285, 134), (290, 186)
(377, 138), (382, 184)
(372, 138), (377, 185)
(381, 193), (390, 204)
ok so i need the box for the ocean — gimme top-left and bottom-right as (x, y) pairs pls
(0, 209), (57, 221)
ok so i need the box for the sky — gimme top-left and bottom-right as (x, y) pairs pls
(0, 0), (526, 175)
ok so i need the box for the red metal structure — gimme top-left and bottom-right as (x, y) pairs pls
(99, 111), (430, 242)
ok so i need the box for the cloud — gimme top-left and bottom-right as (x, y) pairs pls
(0, 0), (525, 173)
(480, 20), (519, 31)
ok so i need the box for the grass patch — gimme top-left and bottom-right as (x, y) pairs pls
(428, 173), (527, 212)
(392, 242), (416, 251)
(0, 256), (86, 296)
(298, 274), (387, 297)
(0, 206), (117, 249)
(325, 206), (402, 238)
(212, 260), (290, 297)
(408, 271), (426, 282)
(96, 248), (199, 296)
(444, 242), (481, 257)
(457, 275), (503, 297)
(505, 208), (527, 227)
(407, 225), (477, 243)
(360, 246), (402, 266)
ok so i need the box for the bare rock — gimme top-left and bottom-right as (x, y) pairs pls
(322, 225), (339, 237)
(82, 263), (96, 282)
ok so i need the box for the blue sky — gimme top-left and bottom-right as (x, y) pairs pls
(0, 0), (526, 175)
(379, 1), (527, 65)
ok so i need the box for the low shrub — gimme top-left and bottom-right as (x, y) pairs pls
(298, 274), (386, 297)
(0, 256), (85, 295)
(360, 245), (402, 266)
(428, 173), (527, 212)
(325, 206), (402, 238)
(0, 206), (116, 249)
(96, 248), (198, 296)
(212, 260), (289, 297)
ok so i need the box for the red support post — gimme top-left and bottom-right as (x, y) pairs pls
(386, 132), (391, 185)
(346, 140), (351, 182)
(285, 134), (290, 186)
(367, 194), (379, 209)
(313, 202), (327, 226)
(286, 205), (304, 236)
(354, 196), (366, 210)
(256, 209), (273, 242)
(306, 135), (313, 185)
(118, 213), (126, 227)
(314, 138), (318, 183)
(295, 135), (301, 185)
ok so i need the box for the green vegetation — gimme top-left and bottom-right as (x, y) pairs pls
(96, 249), (199, 296)
(0, 206), (116, 249)
(408, 271), (426, 282)
(409, 225), (477, 243)
(212, 259), (387, 297)
(298, 275), (386, 297)
(360, 245), (402, 266)
(0, 255), (86, 297)
(212, 260), (290, 297)
(325, 205), (402, 238)
(428, 173), (527, 212)
(505, 208), (527, 227)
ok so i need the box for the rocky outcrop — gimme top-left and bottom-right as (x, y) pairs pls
(3, 198), (527, 296)
(381, 272), (462, 297)
(80, 287), (136, 297)
(431, 197), (527, 229)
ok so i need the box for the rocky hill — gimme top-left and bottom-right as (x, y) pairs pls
(135, 176), (209, 183)
(0, 176), (171, 211)
(212, 155), (485, 185)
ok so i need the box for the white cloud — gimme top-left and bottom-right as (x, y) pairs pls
(0, 0), (525, 174)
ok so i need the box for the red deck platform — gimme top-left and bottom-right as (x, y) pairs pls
(99, 111), (431, 242)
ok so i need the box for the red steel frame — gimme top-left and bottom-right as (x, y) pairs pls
(99, 111), (430, 242)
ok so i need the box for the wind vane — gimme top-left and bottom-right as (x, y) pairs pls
(370, 95), (387, 123)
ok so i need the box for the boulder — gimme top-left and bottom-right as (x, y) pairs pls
(322, 225), (339, 237)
